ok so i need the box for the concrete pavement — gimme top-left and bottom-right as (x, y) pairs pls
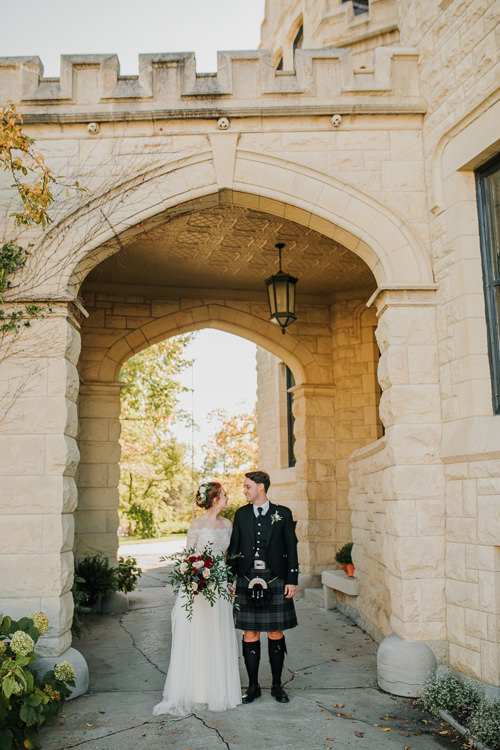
(38, 542), (467, 750)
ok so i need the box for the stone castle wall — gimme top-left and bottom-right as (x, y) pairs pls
(0, 0), (498, 687)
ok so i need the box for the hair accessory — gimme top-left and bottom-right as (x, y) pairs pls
(198, 482), (212, 507)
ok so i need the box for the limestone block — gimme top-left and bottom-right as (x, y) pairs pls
(63, 477), (78, 513)
(386, 536), (444, 578)
(42, 513), (74, 553)
(78, 418), (109, 441)
(0, 552), (72, 598)
(477, 496), (500, 545)
(77, 487), (119, 510)
(447, 603), (466, 645)
(377, 347), (408, 388)
(0, 436), (44, 474)
(380, 385), (441, 425)
(478, 571), (496, 613)
(76, 463), (108, 487)
(39, 591), (74, 643)
(0, 597), (41, 621)
(74, 509), (107, 533)
(420, 580), (445, 622)
(385, 500), (417, 535)
(78, 440), (120, 464)
(78, 393), (121, 419)
(480, 640), (500, 686)
(449, 643), (481, 680)
(416, 500), (444, 536)
(0, 358), (48, 398)
(0, 515), (43, 553)
(446, 517), (477, 544)
(446, 579), (479, 609)
(464, 608), (488, 640)
(386, 575), (421, 622)
(0, 476), (69, 514)
(47, 359), (80, 401)
(383, 465), (444, 500)
(45, 435), (80, 476)
(446, 543), (466, 580)
(377, 634), (437, 697)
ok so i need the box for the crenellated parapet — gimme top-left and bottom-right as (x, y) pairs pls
(0, 47), (425, 122)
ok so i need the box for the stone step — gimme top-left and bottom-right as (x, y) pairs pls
(304, 587), (323, 607)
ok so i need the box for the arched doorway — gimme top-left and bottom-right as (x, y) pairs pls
(74, 198), (380, 592)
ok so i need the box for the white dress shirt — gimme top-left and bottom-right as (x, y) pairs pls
(253, 499), (270, 517)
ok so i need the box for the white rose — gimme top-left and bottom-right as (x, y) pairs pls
(202, 568), (210, 579)
(191, 582), (198, 592)
(179, 562), (188, 573)
(193, 560), (203, 569)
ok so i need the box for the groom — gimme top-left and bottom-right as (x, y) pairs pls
(228, 470), (298, 704)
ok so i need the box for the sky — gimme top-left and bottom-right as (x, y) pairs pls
(0, 0), (265, 465)
(173, 330), (257, 469)
(0, 0), (266, 77)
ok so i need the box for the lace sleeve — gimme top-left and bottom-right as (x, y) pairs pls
(186, 525), (200, 551)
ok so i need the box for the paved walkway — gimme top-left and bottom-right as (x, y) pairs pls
(38, 542), (466, 750)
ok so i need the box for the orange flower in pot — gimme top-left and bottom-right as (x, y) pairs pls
(335, 542), (355, 577)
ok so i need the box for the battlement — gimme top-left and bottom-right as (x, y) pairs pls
(0, 47), (424, 122)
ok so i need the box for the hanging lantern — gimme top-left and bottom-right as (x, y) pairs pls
(265, 243), (298, 334)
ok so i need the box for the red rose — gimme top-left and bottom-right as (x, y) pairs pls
(198, 580), (206, 591)
(188, 555), (196, 563)
(204, 558), (213, 568)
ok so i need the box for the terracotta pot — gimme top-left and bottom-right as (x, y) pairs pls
(345, 563), (355, 578)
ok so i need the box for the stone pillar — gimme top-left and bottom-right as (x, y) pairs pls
(292, 384), (336, 583)
(0, 307), (80, 657)
(371, 288), (445, 646)
(75, 382), (122, 564)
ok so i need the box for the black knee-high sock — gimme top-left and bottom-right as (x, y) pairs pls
(268, 636), (287, 686)
(242, 640), (260, 686)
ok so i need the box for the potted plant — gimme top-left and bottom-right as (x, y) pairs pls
(335, 542), (355, 577)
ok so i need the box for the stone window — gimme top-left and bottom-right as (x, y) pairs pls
(342, 0), (369, 14)
(476, 154), (500, 414)
(292, 24), (303, 59)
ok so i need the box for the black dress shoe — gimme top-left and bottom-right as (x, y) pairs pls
(271, 684), (290, 703)
(242, 684), (261, 703)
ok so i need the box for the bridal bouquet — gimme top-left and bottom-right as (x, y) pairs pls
(167, 546), (238, 620)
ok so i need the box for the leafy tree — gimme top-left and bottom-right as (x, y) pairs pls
(119, 335), (197, 536)
(201, 408), (258, 517)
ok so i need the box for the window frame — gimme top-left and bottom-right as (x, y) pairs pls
(475, 154), (500, 414)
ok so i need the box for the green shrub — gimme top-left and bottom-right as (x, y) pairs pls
(420, 673), (481, 726)
(468, 698), (500, 749)
(118, 557), (142, 593)
(74, 554), (118, 607)
(71, 574), (92, 639)
(335, 542), (353, 566)
(0, 613), (75, 750)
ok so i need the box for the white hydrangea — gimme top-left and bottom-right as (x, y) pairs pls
(11, 681), (23, 695)
(9, 631), (35, 656)
(54, 661), (75, 683)
(30, 612), (49, 635)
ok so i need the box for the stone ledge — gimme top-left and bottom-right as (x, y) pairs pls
(322, 568), (359, 596)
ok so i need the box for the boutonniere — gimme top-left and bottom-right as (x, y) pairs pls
(271, 510), (283, 525)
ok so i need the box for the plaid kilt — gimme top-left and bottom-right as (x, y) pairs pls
(234, 569), (298, 632)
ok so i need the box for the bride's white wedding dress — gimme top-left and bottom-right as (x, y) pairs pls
(153, 525), (241, 716)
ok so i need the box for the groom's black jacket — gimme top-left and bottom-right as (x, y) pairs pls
(227, 502), (299, 586)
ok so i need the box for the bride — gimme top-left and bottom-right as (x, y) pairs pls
(153, 482), (242, 715)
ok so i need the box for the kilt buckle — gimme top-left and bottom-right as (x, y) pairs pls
(254, 560), (266, 570)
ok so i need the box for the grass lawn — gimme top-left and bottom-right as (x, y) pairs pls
(119, 533), (187, 545)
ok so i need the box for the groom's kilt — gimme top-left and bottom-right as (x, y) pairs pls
(234, 569), (298, 632)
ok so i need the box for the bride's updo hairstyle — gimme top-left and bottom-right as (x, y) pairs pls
(196, 482), (222, 509)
